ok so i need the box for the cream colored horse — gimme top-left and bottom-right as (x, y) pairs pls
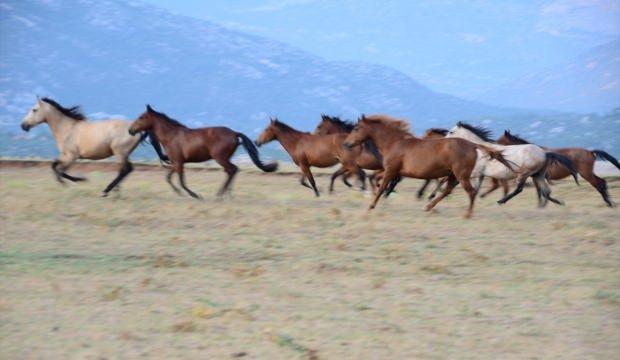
(446, 122), (578, 207)
(20, 97), (168, 196)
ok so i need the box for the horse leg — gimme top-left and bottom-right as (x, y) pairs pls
(356, 168), (367, 191)
(102, 161), (133, 197)
(581, 171), (614, 207)
(480, 178), (500, 198)
(214, 157), (238, 197)
(424, 175), (458, 212)
(497, 175), (527, 205)
(329, 167), (348, 193)
(417, 179), (431, 199)
(460, 177), (477, 219)
(383, 175), (402, 198)
(52, 154), (84, 183)
(299, 175), (312, 189)
(533, 177), (543, 207)
(166, 167), (182, 195)
(501, 180), (510, 197)
(369, 167), (398, 210)
(300, 163), (320, 197)
(427, 178), (447, 200)
(341, 171), (354, 188)
(531, 173), (559, 207)
(177, 165), (201, 199)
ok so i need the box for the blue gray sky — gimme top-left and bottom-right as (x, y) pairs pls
(144, 0), (619, 98)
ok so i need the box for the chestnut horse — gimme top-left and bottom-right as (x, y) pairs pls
(313, 115), (383, 190)
(488, 130), (619, 207)
(20, 97), (168, 196)
(343, 115), (514, 218)
(256, 118), (366, 196)
(128, 105), (277, 198)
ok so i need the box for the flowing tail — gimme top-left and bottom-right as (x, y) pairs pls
(593, 150), (620, 170)
(475, 145), (516, 172)
(546, 152), (579, 185)
(237, 133), (278, 172)
(140, 130), (170, 165)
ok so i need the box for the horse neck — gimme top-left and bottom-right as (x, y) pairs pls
(44, 108), (80, 145)
(329, 125), (350, 134)
(152, 118), (183, 144)
(367, 125), (413, 153)
(273, 126), (306, 155)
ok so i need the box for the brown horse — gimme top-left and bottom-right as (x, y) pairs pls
(128, 105), (277, 198)
(313, 115), (383, 190)
(486, 130), (619, 207)
(343, 115), (514, 218)
(256, 118), (366, 196)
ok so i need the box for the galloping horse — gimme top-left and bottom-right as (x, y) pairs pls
(255, 118), (366, 196)
(446, 123), (579, 207)
(489, 130), (619, 207)
(128, 105), (277, 198)
(313, 115), (383, 190)
(20, 97), (167, 196)
(343, 115), (514, 218)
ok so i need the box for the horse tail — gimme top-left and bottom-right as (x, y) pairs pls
(236, 132), (278, 172)
(140, 130), (170, 165)
(546, 152), (579, 185)
(593, 150), (620, 170)
(475, 145), (516, 172)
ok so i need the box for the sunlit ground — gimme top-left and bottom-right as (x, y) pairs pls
(1, 164), (619, 359)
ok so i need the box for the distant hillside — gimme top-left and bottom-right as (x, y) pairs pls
(0, 0), (618, 160)
(478, 41), (620, 113)
(0, 0), (508, 134)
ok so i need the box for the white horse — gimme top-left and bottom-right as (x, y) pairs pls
(446, 122), (578, 207)
(20, 97), (168, 196)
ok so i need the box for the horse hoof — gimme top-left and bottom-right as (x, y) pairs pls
(101, 192), (109, 198)
(497, 200), (505, 205)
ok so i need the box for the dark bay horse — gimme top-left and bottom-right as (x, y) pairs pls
(313, 115), (383, 190)
(256, 118), (366, 196)
(128, 105), (277, 198)
(343, 115), (514, 218)
(490, 130), (619, 207)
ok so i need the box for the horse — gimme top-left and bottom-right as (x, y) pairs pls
(128, 105), (277, 199)
(446, 122), (579, 207)
(20, 97), (168, 196)
(488, 130), (618, 207)
(255, 118), (367, 196)
(313, 114), (383, 190)
(343, 115), (514, 218)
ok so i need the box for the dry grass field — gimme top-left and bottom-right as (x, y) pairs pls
(1, 163), (619, 359)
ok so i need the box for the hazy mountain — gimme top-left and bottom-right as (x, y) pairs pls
(477, 41), (620, 113)
(0, 0), (618, 160)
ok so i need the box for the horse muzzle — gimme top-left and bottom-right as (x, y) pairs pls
(128, 128), (137, 136)
(255, 140), (262, 147)
(21, 123), (31, 132)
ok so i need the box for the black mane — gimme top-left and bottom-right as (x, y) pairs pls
(427, 128), (448, 136)
(42, 97), (86, 121)
(148, 107), (187, 128)
(456, 122), (495, 142)
(503, 130), (530, 144)
(322, 114), (355, 131)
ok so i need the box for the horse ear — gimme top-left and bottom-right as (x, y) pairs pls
(146, 104), (153, 112)
(504, 129), (510, 135)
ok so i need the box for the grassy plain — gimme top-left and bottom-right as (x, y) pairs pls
(1, 164), (619, 359)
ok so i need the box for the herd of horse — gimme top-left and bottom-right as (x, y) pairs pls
(19, 97), (620, 218)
